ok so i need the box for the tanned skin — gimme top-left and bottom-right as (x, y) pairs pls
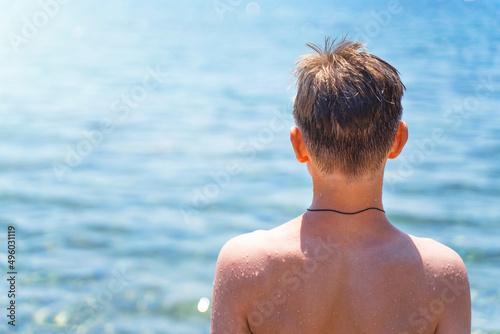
(211, 121), (471, 334)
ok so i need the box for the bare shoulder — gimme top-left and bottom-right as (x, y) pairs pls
(211, 230), (271, 329)
(217, 225), (292, 270)
(215, 217), (301, 290)
(216, 229), (270, 271)
(409, 235), (468, 275)
(211, 221), (300, 333)
(408, 235), (471, 332)
(408, 235), (469, 288)
(218, 216), (299, 264)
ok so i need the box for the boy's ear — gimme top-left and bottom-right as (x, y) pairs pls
(388, 121), (408, 159)
(290, 126), (309, 163)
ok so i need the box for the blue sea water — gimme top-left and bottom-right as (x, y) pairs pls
(0, 0), (499, 333)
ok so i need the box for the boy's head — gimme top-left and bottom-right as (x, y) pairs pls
(292, 37), (406, 179)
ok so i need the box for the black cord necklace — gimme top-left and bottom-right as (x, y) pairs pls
(306, 207), (385, 215)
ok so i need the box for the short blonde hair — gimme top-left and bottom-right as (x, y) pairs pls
(293, 37), (405, 178)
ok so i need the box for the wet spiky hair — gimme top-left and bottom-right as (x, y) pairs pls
(293, 36), (405, 178)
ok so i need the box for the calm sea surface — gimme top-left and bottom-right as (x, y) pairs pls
(0, 0), (499, 333)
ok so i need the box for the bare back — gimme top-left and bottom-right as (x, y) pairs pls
(211, 215), (470, 334)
